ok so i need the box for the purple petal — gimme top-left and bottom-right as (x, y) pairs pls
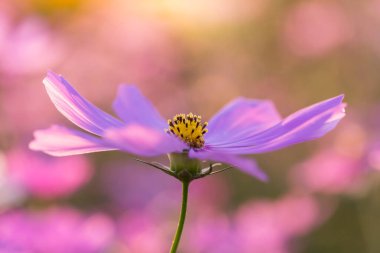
(206, 95), (345, 154)
(44, 71), (124, 136)
(104, 124), (186, 157)
(29, 125), (116, 156)
(112, 85), (167, 130)
(206, 98), (281, 145)
(189, 150), (268, 181)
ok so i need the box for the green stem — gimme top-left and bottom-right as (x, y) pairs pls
(170, 181), (190, 253)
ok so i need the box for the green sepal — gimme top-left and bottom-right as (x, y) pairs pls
(168, 151), (202, 182)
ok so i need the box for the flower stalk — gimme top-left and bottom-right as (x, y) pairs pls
(170, 180), (190, 253)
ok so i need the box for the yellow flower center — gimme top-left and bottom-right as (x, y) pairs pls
(166, 113), (208, 149)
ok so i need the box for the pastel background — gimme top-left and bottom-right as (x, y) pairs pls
(1, 0), (380, 252)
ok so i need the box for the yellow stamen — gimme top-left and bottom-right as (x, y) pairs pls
(166, 113), (208, 149)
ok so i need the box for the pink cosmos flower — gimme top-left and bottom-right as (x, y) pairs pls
(30, 71), (345, 181)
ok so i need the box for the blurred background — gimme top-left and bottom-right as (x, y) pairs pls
(1, 0), (380, 252)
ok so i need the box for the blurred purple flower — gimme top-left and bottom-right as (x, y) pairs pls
(30, 71), (345, 181)
(0, 207), (114, 253)
(6, 148), (92, 199)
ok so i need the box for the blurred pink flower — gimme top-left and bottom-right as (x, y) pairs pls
(0, 207), (114, 253)
(0, 13), (63, 77)
(183, 210), (236, 253)
(234, 194), (320, 253)
(116, 211), (170, 253)
(0, 12), (65, 134)
(116, 206), (234, 253)
(290, 149), (364, 194)
(112, 193), (321, 253)
(291, 120), (368, 194)
(282, 1), (352, 58)
(6, 148), (92, 199)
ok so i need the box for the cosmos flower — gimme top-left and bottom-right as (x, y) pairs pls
(30, 71), (345, 181)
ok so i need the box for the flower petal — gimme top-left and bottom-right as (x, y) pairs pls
(112, 85), (167, 130)
(44, 71), (124, 135)
(206, 98), (282, 145)
(29, 125), (116, 156)
(103, 124), (187, 157)
(206, 95), (345, 154)
(189, 150), (268, 181)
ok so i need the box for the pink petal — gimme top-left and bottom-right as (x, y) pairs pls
(206, 98), (282, 145)
(44, 71), (124, 135)
(206, 95), (345, 154)
(29, 125), (116, 156)
(112, 85), (167, 130)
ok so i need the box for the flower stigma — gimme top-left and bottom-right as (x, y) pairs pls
(166, 113), (208, 149)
